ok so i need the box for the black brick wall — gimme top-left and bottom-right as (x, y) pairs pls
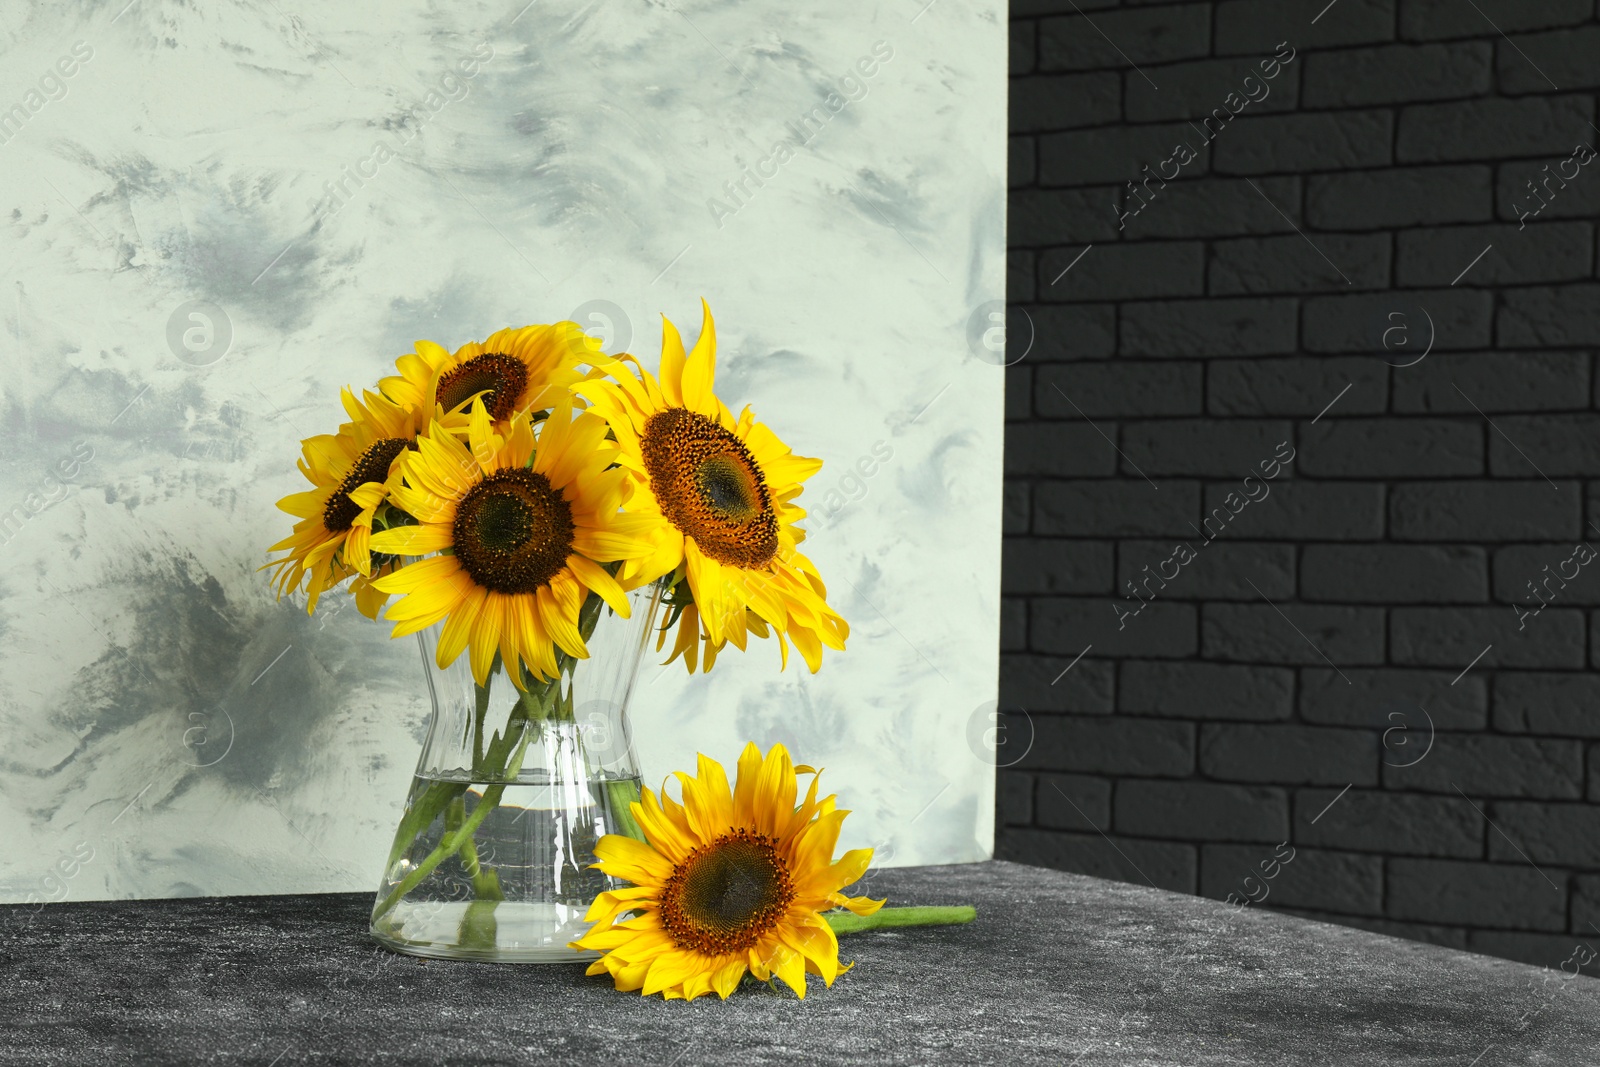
(997, 0), (1600, 974)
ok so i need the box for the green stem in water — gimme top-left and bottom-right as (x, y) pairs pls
(824, 905), (976, 935)
(371, 725), (533, 925)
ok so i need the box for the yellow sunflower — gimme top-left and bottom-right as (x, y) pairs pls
(380, 322), (597, 428)
(264, 387), (421, 614)
(367, 400), (657, 686)
(570, 742), (883, 1000)
(574, 300), (848, 673)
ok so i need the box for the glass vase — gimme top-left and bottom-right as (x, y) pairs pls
(369, 579), (662, 963)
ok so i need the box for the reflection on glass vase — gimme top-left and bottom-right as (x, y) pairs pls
(370, 578), (662, 963)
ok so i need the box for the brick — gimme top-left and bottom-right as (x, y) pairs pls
(1392, 352), (1590, 413)
(1033, 596), (1198, 657)
(1013, 152), (1040, 197)
(1005, 422), (1117, 476)
(1116, 780), (1288, 842)
(1199, 475), (1317, 538)
(1465, 931), (1600, 976)
(1216, 0), (1396, 53)
(1213, 110), (1393, 175)
(1299, 419), (1483, 478)
(1126, 56), (1299, 122)
(1300, 667), (1488, 731)
(1034, 773), (1112, 831)
(1010, 19), (1037, 76)
(1391, 605), (1585, 669)
(1210, 233), (1391, 294)
(1494, 544), (1600, 606)
(1306, 165), (1493, 230)
(1001, 597), (1027, 652)
(1296, 789), (1483, 858)
(1039, 4), (1211, 71)
(1497, 158), (1600, 225)
(1004, 482), (1029, 535)
(1391, 481), (1581, 541)
(1002, 538), (1114, 595)
(1117, 540), (1294, 600)
(1590, 741), (1600, 799)
(1204, 481), (1385, 540)
(1575, 877), (1600, 936)
(1491, 416), (1600, 477)
(1023, 303), (1117, 361)
(1397, 96), (1596, 164)
(997, 769), (1034, 826)
(1039, 242), (1205, 302)
(1303, 42), (1492, 107)
(1303, 289), (1493, 354)
(1117, 176), (1302, 239)
(1035, 479), (1201, 537)
(1208, 357), (1388, 417)
(1500, 284), (1600, 348)
(1122, 298), (1299, 357)
(1201, 844), (1383, 915)
(1385, 735), (1585, 797)
(1302, 545), (1488, 603)
(1018, 714), (1195, 776)
(1388, 858), (1566, 931)
(1010, 188), (1120, 247)
(1006, 364), (1031, 422)
(1036, 361), (1202, 418)
(1009, 72), (1121, 133)
(1000, 652), (1115, 715)
(1122, 419), (1293, 478)
(1119, 661), (1294, 721)
(1201, 724), (1378, 786)
(995, 828), (1196, 893)
(1009, 249), (1035, 303)
(1397, 222), (1594, 287)
(1202, 603), (1386, 665)
(1489, 803), (1600, 865)
(1400, 0), (1592, 40)
(1494, 673), (1600, 737)
(1039, 122), (1213, 187)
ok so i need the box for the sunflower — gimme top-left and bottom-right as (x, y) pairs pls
(367, 400), (658, 686)
(380, 322), (597, 428)
(264, 387), (421, 613)
(570, 742), (883, 1000)
(574, 300), (848, 673)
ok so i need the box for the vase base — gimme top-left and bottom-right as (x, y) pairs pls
(370, 900), (601, 964)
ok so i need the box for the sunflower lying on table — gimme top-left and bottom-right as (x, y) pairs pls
(264, 300), (974, 990)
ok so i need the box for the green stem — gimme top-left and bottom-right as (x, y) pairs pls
(605, 777), (646, 843)
(384, 779), (468, 874)
(472, 671), (492, 771)
(825, 905), (976, 935)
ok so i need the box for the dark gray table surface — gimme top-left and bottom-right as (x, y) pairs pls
(4, 859), (1599, 1066)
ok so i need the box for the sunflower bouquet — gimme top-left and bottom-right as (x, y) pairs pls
(265, 302), (969, 996)
(265, 301), (845, 676)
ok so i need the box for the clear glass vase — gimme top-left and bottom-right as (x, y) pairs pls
(369, 579), (662, 963)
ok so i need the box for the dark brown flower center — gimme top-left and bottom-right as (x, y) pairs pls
(640, 408), (778, 569)
(451, 468), (574, 593)
(659, 830), (794, 956)
(323, 437), (409, 533)
(436, 353), (528, 420)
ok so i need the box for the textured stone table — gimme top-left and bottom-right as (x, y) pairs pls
(5, 860), (1599, 1065)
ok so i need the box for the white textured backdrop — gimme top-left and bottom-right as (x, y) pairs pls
(0, 0), (1006, 903)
